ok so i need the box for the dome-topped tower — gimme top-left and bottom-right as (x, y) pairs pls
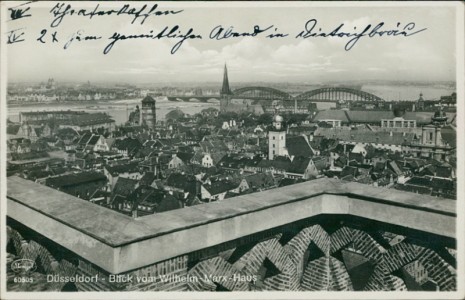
(432, 106), (448, 127)
(272, 114), (284, 130)
(418, 92), (424, 101)
(269, 114), (286, 160)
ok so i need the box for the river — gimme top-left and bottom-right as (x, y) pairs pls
(7, 83), (455, 125)
(7, 98), (220, 125)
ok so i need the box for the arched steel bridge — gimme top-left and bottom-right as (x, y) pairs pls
(167, 86), (384, 103)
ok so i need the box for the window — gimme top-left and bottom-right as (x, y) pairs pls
(281, 136), (283, 140)
(273, 144), (275, 148)
(272, 136), (275, 140)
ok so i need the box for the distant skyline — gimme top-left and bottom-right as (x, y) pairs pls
(6, 3), (457, 83)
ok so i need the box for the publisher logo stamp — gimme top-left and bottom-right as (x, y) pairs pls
(11, 259), (36, 275)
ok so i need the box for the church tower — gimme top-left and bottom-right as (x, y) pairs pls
(268, 114), (287, 160)
(220, 64), (232, 111)
(141, 96), (156, 130)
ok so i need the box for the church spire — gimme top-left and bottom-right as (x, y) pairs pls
(220, 64), (232, 95)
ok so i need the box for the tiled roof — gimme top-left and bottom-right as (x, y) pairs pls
(192, 151), (204, 163)
(435, 165), (453, 178)
(388, 161), (403, 176)
(313, 110), (350, 123)
(105, 162), (140, 176)
(218, 154), (262, 169)
(199, 139), (229, 153)
(166, 173), (198, 193)
(440, 126), (456, 148)
(286, 136), (314, 158)
(87, 135), (101, 146)
(203, 180), (239, 195)
(139, 172), (157, 186)
(113, 138), (142, 152)
(61, 113), (114, 126)
(78, 132), (93, 145)
(405, 176), (431, 187)
(113, 177), (139, 197)
(341, 166), (358, 178)
(243, 173), (275, 189)
(156, 194), (183, 213)
(176, 152), (195, 164)
(287, 156), (311, 174)
(46, 171), (106, 188)
(257, 157), (292, 171)
(7, 124), (20, 135)
(314, 128), (417, 146)
(313, 157), (327, 170)
(349, 152), (364, 163)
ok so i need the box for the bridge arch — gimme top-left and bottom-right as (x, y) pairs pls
(232, 87), (292, 100)
(296, 87), (384, 102)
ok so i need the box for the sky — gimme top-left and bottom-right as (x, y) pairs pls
(4, 2), (458, 84)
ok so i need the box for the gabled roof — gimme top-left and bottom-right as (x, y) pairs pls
(286, 136), (314, 158)
(78, 132), (93, 145)
(440, 126), (456, 148)
(113, 137), (142, 152)
(341, 166), (358, 178)
(140, 172), (156, 186)
(176, 152), (195, 164)
(199, 138), (229, 152)
(387, 161), (403, 176)
(348, 152), (364, 163)
(165, 172), (198, 193)
(87, 135), (101, 146)
(287, 156), (311, 174)
(113, 177), (139, 197)
(203, 180), (239, 195)
(243, 173), (275, 189)
(435, 165), (453, 178)
(314, 128), (417, 146)
(46, 171), (106, 188)
(105, 162), (140, 176)
(312, 157), (327, 170)
(7, 124), (20, 135)
(157, 194), (183, 213)
(257, 157), (292, 171)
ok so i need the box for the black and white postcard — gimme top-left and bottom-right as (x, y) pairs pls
(1, 1), (463, 299)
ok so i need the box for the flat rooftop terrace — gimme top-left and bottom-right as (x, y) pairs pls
(7, 176), (455, 274)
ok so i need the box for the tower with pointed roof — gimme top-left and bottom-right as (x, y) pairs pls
(220, 64), (232, 111)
